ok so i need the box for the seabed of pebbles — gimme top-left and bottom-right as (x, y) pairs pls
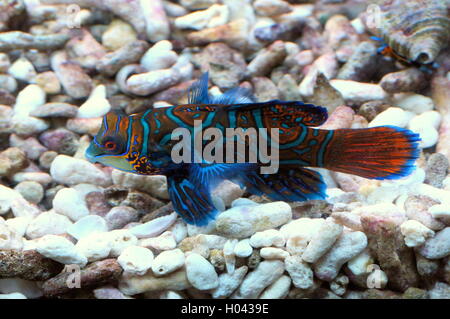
(0, 0), (449, 299)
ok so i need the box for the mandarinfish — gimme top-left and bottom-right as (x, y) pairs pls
(86, 73), (420, 226)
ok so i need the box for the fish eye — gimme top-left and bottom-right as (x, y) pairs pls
(100, 136), (124, 154)
(104, 141), (116, 150)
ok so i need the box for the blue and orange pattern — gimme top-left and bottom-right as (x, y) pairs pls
(86, 73), (420, 225)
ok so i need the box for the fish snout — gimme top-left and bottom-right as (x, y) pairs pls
(85, 144), (98, 163)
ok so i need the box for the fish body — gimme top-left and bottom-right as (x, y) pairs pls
(86, 73), (420, 226)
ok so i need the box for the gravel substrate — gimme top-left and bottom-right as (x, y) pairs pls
(0, 0), (449, 299)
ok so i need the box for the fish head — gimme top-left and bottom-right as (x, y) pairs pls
(85, 110), (136, 173)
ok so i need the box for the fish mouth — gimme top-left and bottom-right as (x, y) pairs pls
(85, 152), (97, 163)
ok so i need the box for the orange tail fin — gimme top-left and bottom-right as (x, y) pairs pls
(323, 126), (420, 180)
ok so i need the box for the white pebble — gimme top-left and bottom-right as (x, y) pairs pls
(429, 282), (450, 299)
(223, 239), (238, 273)
(249, 229), (286, 248)
(259, 275), (291, 299)
(73, 184), (102, 197)
(26, 211), (72, 239)
(10, 196), (41, 218)
(353, 202), (403, 216)
(5, 216), (31, 238)
(409, 111), (441, 131)
(140, 40), (178, 71)
(414, 183), (450, 205)
(0, 53), (10, 72)
(234, 239), (253, 258)
(0, 185), (23, 215)
(75, 232), (112, 262)
(168, 219), (188, 243)
(212, 195), (226, 212)
(118, 246), (154, 276)
(140, 231), (177, 250)
(393, 93), (434, 114)
(299, 53), (337, 97)
(151, 249), (185, 276)
(350, 17), (366, 34)
(13, 84), (46, 116)
(126, 68), (181, 96)
(0, 279), (42, 299)
(215, 201), (292, 238)
(400, 220), (435, 247)
(8, 57), (37, 83)
(187, 220), (216, 236)
(50, 155), (112, 187)
(12, 172), (52, 187)
(211, 266), (248, 299)
(330, 274), (349, 295)
(129, 212), (177, 238)
(281, 218), (325, 255)
(346, 249), (374, 276)
(108, 229), (139, 257)
(368, 107), (412, 128)
(231, 198), (258, 207)
(284, 255), (314, 289)
(0, 218), (22, 250)
(325, 188), (346, 201)
(112, 170), (169, 199)
(102, 19), (137, 50)
(329, 80), (388, 103)
(314, 231), (368, 281)
(302, 219), (343, 263)
(429, 204), (450, 223)
(410, 126), (439, 149)
(67, 215), (108, 240)
(383, 166), (425, 187)
(11, 114), (49, 136)
(280, 217), (324, 240)
(212, 180), (245, 207)
(77, 85), (111, 118)
(366, 185), (404, 205)
(254, 0), (292, 16)
(171, 51), (193, 82)
(175, 4), (229, 30)
(260, 247), (290, 260)
(36, 234), (87, 267)
(237, 260), (284, 298)
(93, 286), (132, 299)
(52, 188), (90, 222)
(140, 0), (170, 42)
(418, 227), (450, 259)
(185, 253), (219, 290)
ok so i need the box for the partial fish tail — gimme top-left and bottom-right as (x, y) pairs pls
(310, 126), (421, 180)
(235, 125), (420, 205)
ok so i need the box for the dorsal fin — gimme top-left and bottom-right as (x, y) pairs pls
(188, 72), (256, 105)
(210, 87), (256, 104)
(228, 100), (328, 127)
(188, 72), (211, 104)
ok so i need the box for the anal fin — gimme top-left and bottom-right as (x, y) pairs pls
(237, 166), (327, 202)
